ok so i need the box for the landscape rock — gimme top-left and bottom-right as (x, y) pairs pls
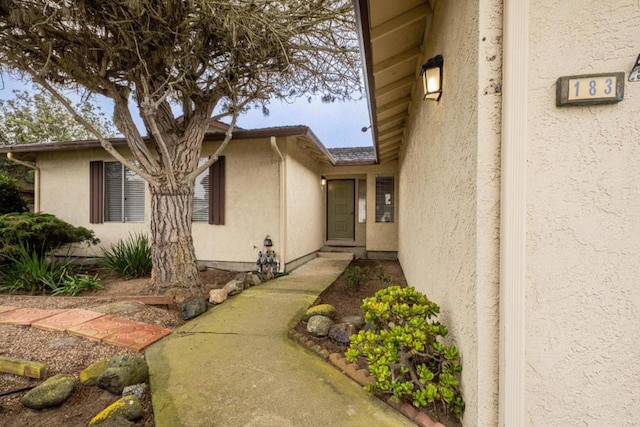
(209, 289), (228, 304)
(21, 374), (76, 409)
(223, 279), (244, 296)
(303, 304), (337, 321)
(122, 383), (147, 399)
(307, 315), (334, 337)
(248, 272), (262, 287)
(89, 395), (143, 426)
(329, 323), (357, 345)
(81, 359), (111, 386)
(97, 355), (149, 395)
(90, 416), (134, 427)
(181, 298), (208, 320)
(340, 315), (365, 329)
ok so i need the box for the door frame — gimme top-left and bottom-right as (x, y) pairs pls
(325, 179), (356, 241)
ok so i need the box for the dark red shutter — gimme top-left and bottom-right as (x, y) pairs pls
(89, 161), (104, 224)
(209, 156), (225, 225)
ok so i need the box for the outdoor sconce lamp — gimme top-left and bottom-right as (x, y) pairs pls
(321, 177), (327, 187)
(263, 235), (273, 247)
(420, 54), (443, 101)
(629, 53), (640, 82)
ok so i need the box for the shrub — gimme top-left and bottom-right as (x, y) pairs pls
(372, 264), (392, 285)
(0, 174), (28, 214)
(51, 274), (103, 296)
(0, 212), (98, 260)
(0, 243), (103, 295)
(100, 233), (152, 278)
(346, 286), (465, 418)
(344, 265), (370, 293)
(0, 243), (70, 293)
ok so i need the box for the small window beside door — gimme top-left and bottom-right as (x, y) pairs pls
(375, 175), (394, 223)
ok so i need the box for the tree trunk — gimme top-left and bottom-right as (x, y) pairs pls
(148, 184), (204, 298)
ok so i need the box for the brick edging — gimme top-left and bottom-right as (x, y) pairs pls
(288, 330), (445, 427)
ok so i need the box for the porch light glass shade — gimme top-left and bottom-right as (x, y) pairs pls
(321, 178), (327, 186)
(421, 55), (443, 101)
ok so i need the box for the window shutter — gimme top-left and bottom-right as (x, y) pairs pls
(209, 156), (225, 225)
(89, 161), (104, 224)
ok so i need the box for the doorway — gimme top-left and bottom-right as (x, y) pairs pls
(326, 179), (355, 240)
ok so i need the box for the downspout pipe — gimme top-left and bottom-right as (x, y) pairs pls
(500, 0), (528, 425)
(6, 153), (40, 212)
(270, 136), (286, 271)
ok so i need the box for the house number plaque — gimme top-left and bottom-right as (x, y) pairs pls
(556, 72), (624, 106)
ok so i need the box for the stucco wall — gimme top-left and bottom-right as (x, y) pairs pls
(397, 0), (501, 425)
(282, 138), (325, 264)
(526, 2), (640, 425)
(37, 148), (148, 257)
(36, 138), (281, 265)
(320, 161), (399, 252)
(196, 139), (280, 263)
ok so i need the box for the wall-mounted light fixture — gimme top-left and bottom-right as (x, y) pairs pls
(321, 177), (327, 187)
(263, 235), (273, 247)
(420, 54), (443, 101)
(629, 54), (640, 82)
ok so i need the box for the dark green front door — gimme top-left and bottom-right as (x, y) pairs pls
(327, 179), (355, 240)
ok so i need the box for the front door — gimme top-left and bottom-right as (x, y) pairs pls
(327, 179), (355, 240)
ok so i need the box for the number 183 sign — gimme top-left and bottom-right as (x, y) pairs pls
(556, 72), (624, 106)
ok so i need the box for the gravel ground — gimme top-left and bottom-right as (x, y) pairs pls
(0, 269), (235, 426)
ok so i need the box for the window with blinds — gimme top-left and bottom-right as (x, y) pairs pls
(192, 159), (210, 222)
(375, 175), (394, 223)
(104, 162), (145, 222)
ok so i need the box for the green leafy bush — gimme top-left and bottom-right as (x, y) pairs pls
(0, 243), (70, 293)
(344, 265), (371, 293)
(51, 274), (103, 296)
(346, 286), (465, 418)
(100, 233), (152, 278)
(0, 174), (28, 215)
(0, 212), (98, 260)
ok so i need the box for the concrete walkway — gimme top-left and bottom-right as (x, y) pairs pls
(146, 253), (414, 427)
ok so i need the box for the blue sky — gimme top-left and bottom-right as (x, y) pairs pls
(0, 73), (373, 149)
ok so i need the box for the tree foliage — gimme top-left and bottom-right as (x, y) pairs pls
(0, 212), (98, 259)
(0, 87), (116, 145)
(0, 0), (361, 291)
(0, 173), (28, 214)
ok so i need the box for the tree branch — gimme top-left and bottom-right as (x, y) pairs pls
(186, 110), (238, 181)
(33, 76), (158, 186)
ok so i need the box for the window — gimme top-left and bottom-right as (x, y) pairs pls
(90, 161), (145, 223)
(375, 175), (394, 223)
(192, 156), (225, 225)
(357, 179), (366, 223)
(90, 157), (225, 225)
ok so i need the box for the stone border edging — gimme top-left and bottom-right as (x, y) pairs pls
(288, 330), (446, 427)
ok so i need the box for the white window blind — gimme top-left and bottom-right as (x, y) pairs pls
(192, 159), (210, 222)
(104, 162), (145, 222)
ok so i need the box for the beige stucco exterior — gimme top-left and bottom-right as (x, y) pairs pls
(27, 133), (398, 272)
(367, 0), (640, 425)
(524, 1), (640, 425)
(396, 1), (501, 425)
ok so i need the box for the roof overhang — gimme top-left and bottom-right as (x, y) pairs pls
(354, 0), (432, 163)
(0, 126), (340, 165)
